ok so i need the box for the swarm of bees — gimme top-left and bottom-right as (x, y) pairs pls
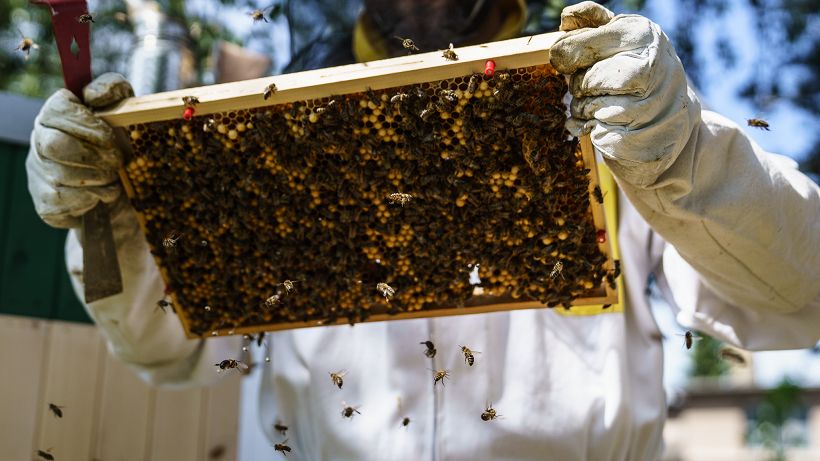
(124, 63), (612, 335)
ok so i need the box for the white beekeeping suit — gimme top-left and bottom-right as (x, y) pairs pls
(25, 2), (819, 460)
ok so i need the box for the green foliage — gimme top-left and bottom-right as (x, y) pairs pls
(689, 334), (729, 378)
(746, 379), (806, 461)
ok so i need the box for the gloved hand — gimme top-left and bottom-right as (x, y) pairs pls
(549, 1), (700, 186)
(26, 72), (134, 228)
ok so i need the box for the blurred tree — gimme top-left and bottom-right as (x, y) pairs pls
(746, 378), (806, 461)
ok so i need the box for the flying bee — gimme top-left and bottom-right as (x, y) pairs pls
(249, 9), (269, 23)
(155, 298), (173, 313)
(481, 403), (499, 421)
(431, 368), (450, 386)
(442, 43), (458, 61)
(48, 403), (64, 418)
(36, 449), (54, 460)
(273, 438), (291, 456)
(77, 13), (95, 23)
(466, 74), (480, 94)
(329, 369), (347, 389)
(387, 192), (413, 206)
(420, 340), (436, 358)
(390, 93), (408, 104)
(747, 118), (770, 131)
(401, 416), (411, 427)
(162, 232), (182, 248)
(263, 83), (278, 100)
(265, 293), (281, 308)
(549, 261), (565, 280)
(215, 359), (249, 372)
(592, 186), (604, 204)
(182, 96), (200, 107)
(394, 36), (420, 52)
(274, 420), (288, 436)
(15, 31), (39, 60)
(678, 330), (702, 350)
(279, 280), (299, 293)
(341, 402), (361, 419)
(460, 345), (480, 366)
(719, 347), (747, 366)
(376, 282), (395, 301)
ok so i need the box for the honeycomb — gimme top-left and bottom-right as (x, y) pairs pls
(123, 64), (612, 337)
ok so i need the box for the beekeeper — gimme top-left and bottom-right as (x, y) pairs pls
(25, 1), (819, 460)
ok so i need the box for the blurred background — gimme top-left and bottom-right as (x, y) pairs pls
(0, 1), (817, 460)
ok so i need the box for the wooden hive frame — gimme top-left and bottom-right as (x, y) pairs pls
(98, 32), (619, 337)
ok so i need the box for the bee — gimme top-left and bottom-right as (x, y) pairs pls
(679, 330), (702, 350)
(155, 298), (173, 313)
(279, 280), (299, 293)
(390, 93), (408, 104)
(162, 232), (182, 248)
(439, 89), (458, 105)
(273, 438), (291, 456)
(420, 104), (434, 122)
(256, 331), (266, 347)
(394, 36), (419, 52)
(341, 402), (361, 419)
(420, 340), (436, 358)
(77, 13), (95, 23)
(203, 118), (216, 132)
(747, 118), (770, 131)
(549, 261), (565, 280)
(401, 416), (411, 427)
(387, 192), (413, 206)
(182, 96), (200, 107)
(719, 347), (747, 366)
(263, 83), (278, 100)
(460, 345), (480, 366)
(315, 99), (337, 114)
(36, 449), (54, 460)
(48, 403), (64, 418)
(431, 368), (450, 386)
(612, 260), (621, 278)
(481, 403), (499, 421)
(602, 304), (612, 310)
(329, 369), (347, 389)
(15, 31), (39, 60)
(442, 43), (458, 61)
(592, 186), (604, 204)
(249, 9), (269, 23)
(274, 420), (288, 436)
(376, 282), (395, 301)
(214, 359), (249, 372)
(265, 294), (281, 308)
(466, 74), (480, 94)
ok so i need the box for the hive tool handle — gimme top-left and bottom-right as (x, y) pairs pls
(32, 0), (124, 303)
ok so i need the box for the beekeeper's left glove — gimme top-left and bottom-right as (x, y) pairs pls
(26, 72), (133, 229)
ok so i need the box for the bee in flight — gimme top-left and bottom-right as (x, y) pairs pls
(678, 330), (702, 350)
(15, 29), (39, 60)
(274, 420), (288, 436)
(36, 449), (55, 460)
(747, 118), (770, 131)
(394, 36), (419, 52)
(460, 345), (480, 367)
(431, 368), (450, 387)
(273, 438), (291, 456)
(329, 369), (347, 389)
(214, 359), (249, 373)
(77, 13), (95, 23)
(48, 403), (64, 418)
(420, 340), (437, 358)
(481, 403), (500, 421)
(341, 402), (361, 419)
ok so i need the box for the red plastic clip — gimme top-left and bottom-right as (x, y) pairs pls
(182, 106), (195, 121)
(484, 60), (496, 76)
(596, 229), (607, 244)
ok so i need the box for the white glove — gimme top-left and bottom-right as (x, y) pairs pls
(26, 72), (134, 228)
(549, 1), (701, 186)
